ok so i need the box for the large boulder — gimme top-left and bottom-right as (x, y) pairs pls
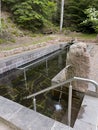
(66, 42), (90, 92)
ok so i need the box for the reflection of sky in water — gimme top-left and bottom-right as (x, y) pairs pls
(54, 104), (62, 111)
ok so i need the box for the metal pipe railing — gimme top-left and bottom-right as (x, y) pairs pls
(24, 77), (98, 99)
(73, 77), (98, 93)
(17, 50), (61, 70)
(24, 76), (98, 128)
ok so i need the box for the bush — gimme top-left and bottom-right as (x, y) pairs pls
(80, 7), (98, 33)
(2, 0), (56, 31)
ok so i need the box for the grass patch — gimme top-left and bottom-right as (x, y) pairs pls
(77, 33), (97, 39)
(64, 31), (97, 41)
(0, 35), (55, 51)
(0, 39), (4, 44)
(31, 36), (54, 44)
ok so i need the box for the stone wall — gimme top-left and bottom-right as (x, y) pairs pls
(66, 42), (90, 92)
(0, 43), (66, 74)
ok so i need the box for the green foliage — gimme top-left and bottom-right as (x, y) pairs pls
(11, 1), (42, 30)
(2, 0), (98, 33)
(53, 0), (97, 33)
(63, 0), (93, 30)
(81, 8), (98, 33)
(2, 0), (56, 31)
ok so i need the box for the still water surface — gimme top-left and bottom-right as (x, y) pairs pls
(0, 49), (84, 127)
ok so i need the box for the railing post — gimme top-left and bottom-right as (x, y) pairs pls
(24, 69), (28, 90)
(46, 59), (48, 76)
(68, 82), (72, 128)
(59, 85), (63, 103)
(33, 97), (36, 111)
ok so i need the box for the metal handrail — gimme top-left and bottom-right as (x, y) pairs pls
(24, 76), (98, 99)
(24, 76), (98, 128)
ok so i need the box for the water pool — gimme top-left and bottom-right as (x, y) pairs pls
(0, 49), (84, 127)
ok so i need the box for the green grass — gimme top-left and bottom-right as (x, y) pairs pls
(0, 39), (4, 44)
(65, 31), (97, 41)
(0, 35), (55, 51)
(77, 33), (97, 39)
(31, 36), (54, 44)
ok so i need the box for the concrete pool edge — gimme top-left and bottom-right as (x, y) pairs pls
(0, 96), (72, 130)
(0, 42), (67, 75)
(0, 94), (98, 130)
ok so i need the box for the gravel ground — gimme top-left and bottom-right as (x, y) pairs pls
(89, 43), (98, 83)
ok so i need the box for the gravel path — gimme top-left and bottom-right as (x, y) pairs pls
(89, 43), (98, 83)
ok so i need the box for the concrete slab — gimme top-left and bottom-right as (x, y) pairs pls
(74, 95), (98, 130)
(0, 96), (23, 120)
(51, 68), (65, 85)
(28, 115), (55, 130)
(0, 121), (15, 130)
(74, 119), (97, 130)
(77, 95), (98, 126)
(0, 96), (71, 130)
(0, 117), (21, 130)
(0, 94), (98, 130)
(10, 107), (55, 130)
(51, 121), (73, 130)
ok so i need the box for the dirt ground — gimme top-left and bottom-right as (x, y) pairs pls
(89, 43), (98, 83)
(0, 32), (98, 84)
(0, 33), (98, 58)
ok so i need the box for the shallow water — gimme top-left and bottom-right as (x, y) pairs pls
(0, 49), (84, 127)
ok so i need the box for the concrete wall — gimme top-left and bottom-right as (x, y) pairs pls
(51, 68), (66, 85)
(0, 43), (66, 74)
